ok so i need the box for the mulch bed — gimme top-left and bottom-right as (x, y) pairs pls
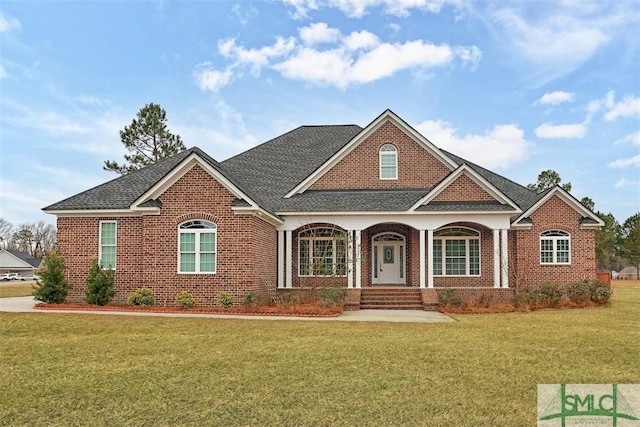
(34, 302), (343, 317)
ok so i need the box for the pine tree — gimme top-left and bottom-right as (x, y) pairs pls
(104, 103), (185, 174)
(85, 258), (115, 306)
(32, 250), (71, 303)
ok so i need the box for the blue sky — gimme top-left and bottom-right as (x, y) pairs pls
(1, 0), (639, 226)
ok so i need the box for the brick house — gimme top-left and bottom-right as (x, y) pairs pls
(43, 110), (603, 308)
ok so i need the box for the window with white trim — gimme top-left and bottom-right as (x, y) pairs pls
(540, 230), (571, 265)
(179, 220), (217, 273)
(99, 221), (117, 269)
(433, 227), (480, 276)
(299, 227), (347, 277)
(379, 143), (398, 180)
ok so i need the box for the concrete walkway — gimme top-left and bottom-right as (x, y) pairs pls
(0, 296), (455, 323)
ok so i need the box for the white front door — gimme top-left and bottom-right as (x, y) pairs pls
(372, 241), (406, 285)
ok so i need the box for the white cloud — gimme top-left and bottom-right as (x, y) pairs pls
(489, 4), (627, 84)
(203, 24), (480, 90)
(231, 3), (257, 26)
(0, 65), (6, 79)
(193, 62), (233, 92)
(615, 178), (640, 188)
(218, 36), (296, 75)
(608, 154), (640, 169)
(604, 94), (640, 121)
(281, 0), (461, 19)
(415, 119), (531, 169)
(299, 22), (341, 46)
(617, 131), (640, 147)
(538, 91), (575, 105)
(535, 122), (587, 139)
(0, 11), (21, 32)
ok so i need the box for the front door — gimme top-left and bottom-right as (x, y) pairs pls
(372, 234), (406, 285)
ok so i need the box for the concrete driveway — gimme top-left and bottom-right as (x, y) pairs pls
(0, 296), (455, 323)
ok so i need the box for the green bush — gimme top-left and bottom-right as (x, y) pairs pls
(32, 250), (71, 304)
(127, 288), (155, 307)
(317, 287), (347, 308)
(175, 291), (195, 308)
(565, 280), (591, 304)
(218, 291), (234, 308)
(535, 281), (563, 306)
(85, 258), (115, 306)
(590, 280), (612, 305)
(437, 289), (465, 307)
(244, 291), (256, 306)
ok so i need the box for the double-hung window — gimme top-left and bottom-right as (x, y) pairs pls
(433, 227), (480, 276)
(179, 220), (217, 273)
(299, 228), (347, 277)
(379, 143), (398, 180)
(540, 230), (571, 264)
(99, 221), (117, 269)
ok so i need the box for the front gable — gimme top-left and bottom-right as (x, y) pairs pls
(512, 187), (604, 229)
(286, 110), (457, 196)
(411, 164), (521, 213)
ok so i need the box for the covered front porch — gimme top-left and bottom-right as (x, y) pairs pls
(275, 213), (513, 291)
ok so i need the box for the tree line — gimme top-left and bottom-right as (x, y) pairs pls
(0, 218), (56, 259)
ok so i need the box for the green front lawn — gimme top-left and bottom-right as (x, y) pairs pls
(1, 282), (638, 426)
(0, 283), (33, 298)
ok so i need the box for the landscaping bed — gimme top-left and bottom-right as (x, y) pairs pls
(33, 302), (343, 317)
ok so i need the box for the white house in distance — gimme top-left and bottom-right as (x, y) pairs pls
(0, 249), (43, 276)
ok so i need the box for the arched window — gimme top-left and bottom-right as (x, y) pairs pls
(540, 230), (571, 264)
(379, 143), (398, 180)
(298, 227), (347, 277)
(178, 220), (217, 273)
(433, 227), (480, 276)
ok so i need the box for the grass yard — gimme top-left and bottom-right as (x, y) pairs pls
(0, 283), (34, 298)
(1, 281), (638, 426)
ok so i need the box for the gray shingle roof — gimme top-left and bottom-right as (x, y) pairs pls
(6, 250), (42, 268)
(44, 120), (547, 218)
(415, 201), (517, 212)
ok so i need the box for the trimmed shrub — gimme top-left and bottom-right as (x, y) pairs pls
(32, 250), (71, 304)
(437, 289), (465, 307)
(244, 291), (256, 306)
(590, 280), (612, 305)
(127, 288), (155, 307)
(85, 258), (115, 306)
(565, 280), (591, 304)
(218, 292), (233, 308)
(175, 291), (195, 308)
(536, 281), (563, 306)
(317, 287), (347, 308)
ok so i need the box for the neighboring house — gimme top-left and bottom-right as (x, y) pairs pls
(43, 110), (603, 308)
(0, 249), (43, 275)
(617, 266), (639, 280)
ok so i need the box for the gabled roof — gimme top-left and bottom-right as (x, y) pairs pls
(43, 111), (602, 227)
(284, 109), (457, 197)
(409, 163), (521, 213)
(512, 186), (604, 228)
(1, 249), (43, 269)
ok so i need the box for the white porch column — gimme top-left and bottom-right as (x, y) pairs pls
(285, 230), (293, 288)
(427, 229), (434, 289)
(493, 229), (500, 288)
(347, 230), (354, 289)
(277, 230), (285, 289)
(501, 229), (509, 288)
(355, 230), (362, 288)
(419, 229), (426, 289)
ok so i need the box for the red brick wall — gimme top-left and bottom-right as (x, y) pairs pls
(310, 120), (452, 190)
(57, 165), (277, 307)
(432, 173), (496, 202)
(514, 195), (596, 287)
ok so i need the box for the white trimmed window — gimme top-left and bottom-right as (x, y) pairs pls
(379, 143), (398, 180)
(179, 220), (217, 273)
(540, 230), (571, 265)
(299, 228), (347, 277)
(99, 221), (117, 269)
(433, 227), (480, 276)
